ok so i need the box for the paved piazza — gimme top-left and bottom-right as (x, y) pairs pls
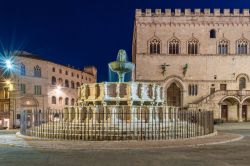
(0, 123), (250, 166)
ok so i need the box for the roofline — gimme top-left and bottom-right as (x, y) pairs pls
(15, 52), (96, 76)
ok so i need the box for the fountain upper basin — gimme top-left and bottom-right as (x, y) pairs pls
(108, 61), (134, 74)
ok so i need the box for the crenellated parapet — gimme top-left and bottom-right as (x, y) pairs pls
(136, 9), (250, 17)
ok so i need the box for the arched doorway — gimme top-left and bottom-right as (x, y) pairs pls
(220, 97), (240, 122)
(166, 82), (182, 107)
(241, 97), (250, 122)
(20, 96), (39, 127)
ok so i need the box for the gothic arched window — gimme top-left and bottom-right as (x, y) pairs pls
(149, 38), (161, 54)
(20, 63), (26, 76)
(52, 96), (56, 104)
(210, 29), (216, 38)
(188, 39), (199, 54)
(239, 77), (246, 90)
(52, 76), (56, 85)
(218, 39), (229, 54)
(34, 65), (41, 77)
(169, 38), (180, 54)
(237, 39), (248, 54)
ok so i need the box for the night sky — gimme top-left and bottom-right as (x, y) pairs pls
(0, 0), (250, 81)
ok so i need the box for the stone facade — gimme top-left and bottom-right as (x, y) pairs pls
(133, 9), (250, 122)
(0, 51), (97, 128)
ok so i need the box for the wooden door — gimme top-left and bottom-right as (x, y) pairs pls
(221, 105), (228, 121)
(242, 105), (247, 121)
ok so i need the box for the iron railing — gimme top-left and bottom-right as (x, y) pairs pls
(20, 106), (214, 141)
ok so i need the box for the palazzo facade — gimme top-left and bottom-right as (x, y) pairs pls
(133, 8), (250, 122)
(0, 51), (97, 128)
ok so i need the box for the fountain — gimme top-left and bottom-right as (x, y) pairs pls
(19, 49), (214, 141)
(108, 49), (134, 82)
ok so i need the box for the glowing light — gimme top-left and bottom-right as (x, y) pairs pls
(26, 101), (31, 105)
(56, 86), (62, 90)
(0, 50), (18, 76)
(5, 59), (13, 69)
(55, 85), (62, 94)
(5, 80), (10, 85)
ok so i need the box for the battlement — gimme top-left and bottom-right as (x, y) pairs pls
(135, 9), (250, 17)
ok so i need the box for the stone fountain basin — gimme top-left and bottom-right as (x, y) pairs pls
(78, 82), (164, 105)
(108, 61), (135, 73)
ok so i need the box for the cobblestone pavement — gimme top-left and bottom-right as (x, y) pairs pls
(0, 123), (250, 166)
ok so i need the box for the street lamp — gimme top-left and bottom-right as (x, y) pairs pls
(5, 80), (11, 85)
(5, 59), (13, 70)
(55, 85), (62, 94)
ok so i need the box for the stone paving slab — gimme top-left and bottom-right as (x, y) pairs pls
(0, 131), (243, 150)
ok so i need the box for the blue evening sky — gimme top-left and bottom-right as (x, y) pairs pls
(0, 0), (249, 81)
